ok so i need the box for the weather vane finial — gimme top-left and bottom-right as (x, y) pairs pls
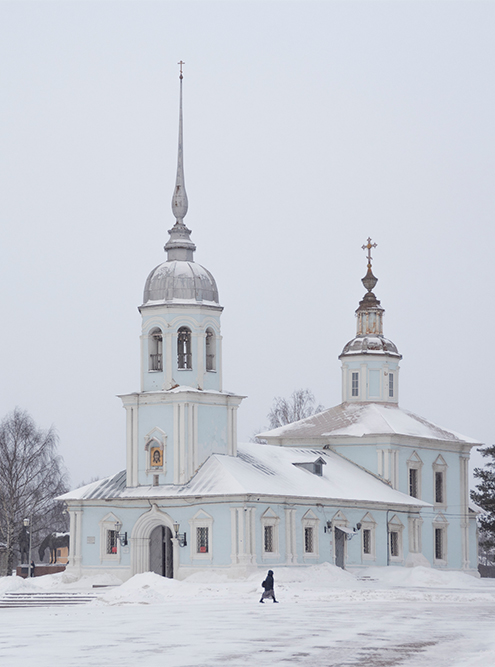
(178, 60), (185, 80)
(362, 237), (377, 270)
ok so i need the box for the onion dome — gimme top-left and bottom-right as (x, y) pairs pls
(340, 238), (401, 359)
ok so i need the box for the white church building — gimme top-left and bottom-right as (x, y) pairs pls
(61, 74), (480, 581)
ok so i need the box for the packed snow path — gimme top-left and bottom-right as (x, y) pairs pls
(1, 565), (494, 666)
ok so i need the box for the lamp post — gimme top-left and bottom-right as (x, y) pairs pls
(23, 517), (32, 578)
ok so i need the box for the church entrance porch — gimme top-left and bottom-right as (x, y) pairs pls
(149, 526), (173, 578)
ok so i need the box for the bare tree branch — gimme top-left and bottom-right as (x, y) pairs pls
(0, 408), (69, 575)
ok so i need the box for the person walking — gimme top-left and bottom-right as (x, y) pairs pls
(259, 569), (279, 603)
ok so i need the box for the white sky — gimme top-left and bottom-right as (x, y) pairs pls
(0, 1), (493, 487)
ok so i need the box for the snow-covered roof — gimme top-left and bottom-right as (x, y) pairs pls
(259, 402), (480, 445)
(60, 442), (429, 508)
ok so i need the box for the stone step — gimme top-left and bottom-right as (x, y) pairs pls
(0, 592), (98, 608)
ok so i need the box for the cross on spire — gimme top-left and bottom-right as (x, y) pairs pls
(178, 60), (185, 79)
(362, 237), (377, 269)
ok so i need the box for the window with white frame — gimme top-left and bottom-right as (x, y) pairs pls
(433, 455), (447, 507)
(196, 526), (209, 553)
(189, 509), (213, 560)
(205, 328), (216, 372)
(363, 529), (371, 555)
(260, 508), (280, 557)
(177, 327), (192, 369)
(435, 471), (444, 503)
(106, 530), (118, 555)
(304, 526), (314, 553)
(388, 373), (394, 398)
(388, 514), (404, 562)
(149, 328), (163, 372)
(407, 451), (422, 500)
(360, 512), (376, 561)
(351, 372), (359, 397)
(99, 513), (121, 562)
(264, 525), (274, 552)
(302, 510), (319, 558)
(432, 513), (448, 564)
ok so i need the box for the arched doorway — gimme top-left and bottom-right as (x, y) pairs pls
(149, 525), (173, 578)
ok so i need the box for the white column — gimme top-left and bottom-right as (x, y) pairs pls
(285, 508), (297, 564)
(165, 331), (173, 389)
(460, 454), (470, 569)
(218, 335), (223, 392)
(132, 406), (139, 487)
(173, 403), (180, 484)
(230, 508), (238, 565)
(196, 332), (204, 389)
(139, 334), (145, 391)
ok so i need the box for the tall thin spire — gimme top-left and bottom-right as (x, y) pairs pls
(171, 61), (188, 222)
(165, 62), (196, 262)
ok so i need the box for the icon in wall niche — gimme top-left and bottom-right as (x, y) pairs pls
(150, 447), (163, 467)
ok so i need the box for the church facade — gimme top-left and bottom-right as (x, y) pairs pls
(60, 75), (479, 581)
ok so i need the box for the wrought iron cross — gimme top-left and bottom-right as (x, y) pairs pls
(178, 60), (185, 79)
(362, 237), (377, 269)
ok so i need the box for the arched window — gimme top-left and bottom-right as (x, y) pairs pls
(149, 328), (163, 371)
(205, 328), (216, 371)
(177, 327), (192, 369)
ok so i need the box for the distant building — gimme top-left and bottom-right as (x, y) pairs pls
(60, 74), (479, 580)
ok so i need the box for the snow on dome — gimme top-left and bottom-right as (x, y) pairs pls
(340, 335), (400, 357)
(142, 260), (219, 306)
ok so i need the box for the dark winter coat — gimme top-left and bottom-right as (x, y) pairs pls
(262, 571), (274, 591)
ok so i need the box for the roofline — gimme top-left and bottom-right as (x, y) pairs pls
(60, 491), (429, 511)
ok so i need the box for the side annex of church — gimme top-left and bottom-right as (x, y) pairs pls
(60, 73), (480, 580)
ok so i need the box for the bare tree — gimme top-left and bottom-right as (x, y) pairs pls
(267, 389), (325, 430)
(0, 408), (68, 575)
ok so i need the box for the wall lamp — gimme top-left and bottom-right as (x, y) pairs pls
(346, 523), (363, 541)
(114, 521), (128, 546)
(173, 522), (187, 547)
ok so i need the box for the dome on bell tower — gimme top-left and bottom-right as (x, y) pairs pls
(140, 66), (219, 309)
(339, 239), (402, 404)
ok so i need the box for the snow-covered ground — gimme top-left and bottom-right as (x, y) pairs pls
(1, 565), (495, 666)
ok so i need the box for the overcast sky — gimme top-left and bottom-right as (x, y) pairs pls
(0, 1), (493, 487)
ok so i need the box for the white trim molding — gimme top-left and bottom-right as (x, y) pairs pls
(388, 514), (404, 563)
(189, 509), (214, 562)
(260, 508), (280, 560)
(433, 512), (449, 566)
(99, 512), (122, 563)
(302, 509), (319, 560)
(360, 512), (377, 562)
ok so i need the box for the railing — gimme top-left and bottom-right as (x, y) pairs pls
(150, 354), (163, 371)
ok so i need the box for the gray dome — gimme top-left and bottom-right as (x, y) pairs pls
(340, 335), (400, 357)
(142, 260), (219, 306)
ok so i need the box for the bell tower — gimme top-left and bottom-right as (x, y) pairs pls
(339, 239), (402, 404)
(120, 65), (244, 488)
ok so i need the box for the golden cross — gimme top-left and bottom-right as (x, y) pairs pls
(178, 60), (185, 79)
(362, 237), (377, 269)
